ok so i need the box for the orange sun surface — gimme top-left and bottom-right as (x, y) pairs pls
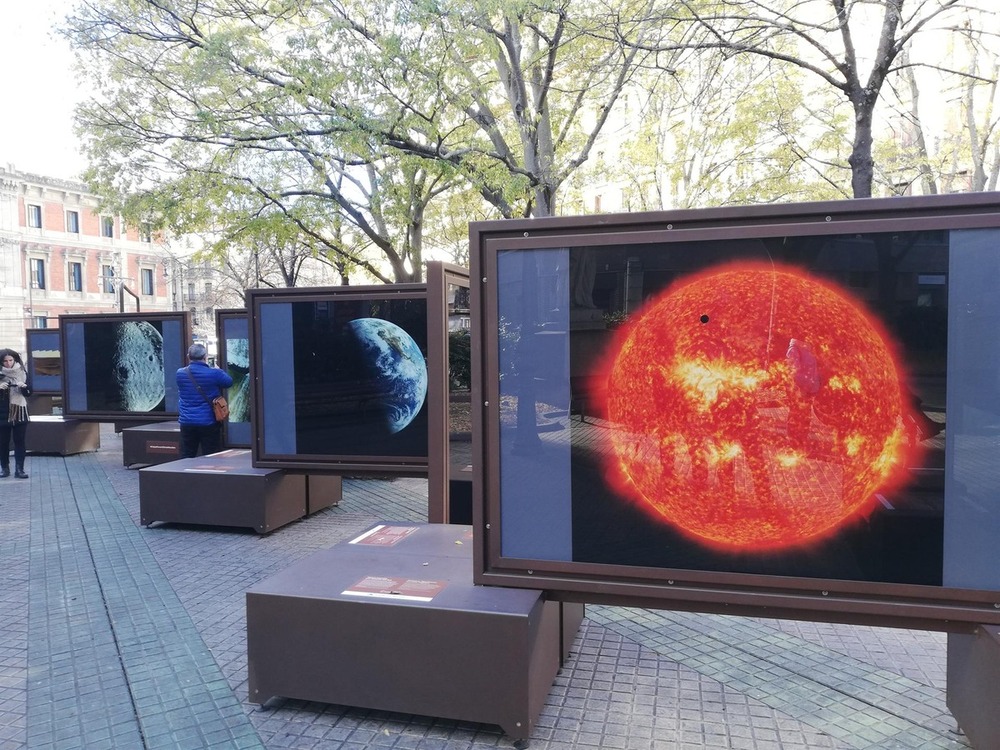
(599, 261), (919, 551)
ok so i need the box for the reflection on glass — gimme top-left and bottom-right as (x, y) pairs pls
(225, 333), (251, 424)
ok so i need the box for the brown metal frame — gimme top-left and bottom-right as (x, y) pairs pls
(247, 284), (439, 476)
(426, 262), (471, 523)
(470, 192), (1000, 631)
(58, 311), (192, 423)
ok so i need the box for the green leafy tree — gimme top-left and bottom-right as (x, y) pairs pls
(64, 0), (669, 289)
(635, 0), (983, 199)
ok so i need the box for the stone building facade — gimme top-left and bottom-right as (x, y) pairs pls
(0, 164), (183, 354)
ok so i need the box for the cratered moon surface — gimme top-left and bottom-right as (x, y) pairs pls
(113, 321), (165, 411)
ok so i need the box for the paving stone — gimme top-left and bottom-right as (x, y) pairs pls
(0, 425), (976, 748)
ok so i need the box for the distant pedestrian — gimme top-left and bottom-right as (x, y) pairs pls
(0, 348), (31, 478)
(176, 342), (233, 459)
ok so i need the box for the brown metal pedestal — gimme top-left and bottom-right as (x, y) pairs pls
(947, 625), (1000, 749)
(305, 473), (342, 514)
(139, 450), (307, 533)
(247, 523), (578, 741)
(122, 421), (182, 467)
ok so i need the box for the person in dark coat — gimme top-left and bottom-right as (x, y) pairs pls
(0, 348), (31, 478)
(176, 342), (233, 458)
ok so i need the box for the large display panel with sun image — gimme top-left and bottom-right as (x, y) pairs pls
(471, 193), (1000, 629)
(26, 328), (63, 395)
(60, 311), (191, 421)
(216, 309), (251, 447)
(248, 285), (430, 473)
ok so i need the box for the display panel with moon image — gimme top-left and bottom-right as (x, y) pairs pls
(60, 312), (190, 420)
(251, 287), (429, 471)
(474, 196), (1000, 627)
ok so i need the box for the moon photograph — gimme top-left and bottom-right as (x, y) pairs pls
(83, 319), (167, 413)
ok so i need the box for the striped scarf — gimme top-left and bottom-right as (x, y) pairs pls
(1, 364), (28, 424)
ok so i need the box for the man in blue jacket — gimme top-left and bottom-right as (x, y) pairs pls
(176, 342), (234, 458)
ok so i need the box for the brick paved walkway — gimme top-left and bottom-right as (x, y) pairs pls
(0, 425), (972, 749)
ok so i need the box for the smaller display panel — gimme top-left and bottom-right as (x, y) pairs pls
(25, 328), (62, 395)
(249, 286), (430, 472)
(216, 309), (251, 447)
(60, 312), (191, 421)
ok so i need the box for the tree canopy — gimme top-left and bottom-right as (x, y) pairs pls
(63, 0), (998, 288)
(65, 0), (666, 282)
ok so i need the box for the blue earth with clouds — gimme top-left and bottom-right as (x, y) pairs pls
(347, 318), (427, 433)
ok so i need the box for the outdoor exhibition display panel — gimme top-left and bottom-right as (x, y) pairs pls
(139, 449), (314, 533)
(469, 194), (1000, 749)
(247, 523), (580, 741)
(246, 262), (471, 525)
(215, 308), (252, 448)
(122, 421), (182, 467)
(25, 415), (100, 455)
(59, 311), (191, 423)
(25, 328), (62, 396)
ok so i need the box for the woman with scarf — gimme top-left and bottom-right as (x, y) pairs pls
(0, 348), (31, 478)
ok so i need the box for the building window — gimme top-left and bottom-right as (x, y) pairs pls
(101, 264), (116, 294)
(30, 258), (45, 289)
(69, 261), (83, 292)
(27, 204), (42, 228)
(204, 281), (212, 295)
(187, 282), (195, 300)
(140, 224), (152, 243)
(32, 316), (48, 329)
(66, 210), (80, 233)
(101, 216), (114, 238)
(141, 268), (154, 296)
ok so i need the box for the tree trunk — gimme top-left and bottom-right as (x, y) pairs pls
(849, 100), (875, 199)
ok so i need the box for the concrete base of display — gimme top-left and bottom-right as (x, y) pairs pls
(26, 416), (101, 455)
(247, 523), (582, 740)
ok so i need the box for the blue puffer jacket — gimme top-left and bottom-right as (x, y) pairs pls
(176, 361), (234, 426)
